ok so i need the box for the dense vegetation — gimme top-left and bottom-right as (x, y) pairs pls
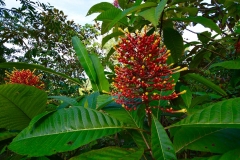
(1, 0), (240, 159)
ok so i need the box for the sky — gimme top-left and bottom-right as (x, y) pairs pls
(6, 0), (113, 25)
(5, 0), (212, 42)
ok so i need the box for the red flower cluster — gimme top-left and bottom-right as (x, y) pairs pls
(112, 27), (187, 112)
(5, 68), (45, 89)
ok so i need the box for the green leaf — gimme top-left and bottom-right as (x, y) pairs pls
(104, 104), (145, 129)
(184, 73), (227, 96)
(209, 59), (240, 69)
(96, 8), (128, 26)
(0, 62), (81, 85)
(48, 96), (79, 106)
(0, 84), (47, 130)
(102, 31), (124, 47)
(89, 53), (110, 92)
(79, 92), (100, 109)
(106, 2), (157, 32)
(170, 16), (221, 34)
(0, 131), (18, 141)
(174, 127), (240, 153)
(72, 36), (98, 90)
(70, 147), (144, 160)
(155, 0), (168, 25)
(8, 106), (123, 156)
(169, 98), (240, 128)
(151, 115), (177, 160)
(138, 0), (167, 27)
(163, 27), (184, 63)
(86, 2), (115, 16)
(180, 85), (192, 108)
(190, 95), (211, 108)
(197, 31), (211, 44)
(96, 94), (114, 110)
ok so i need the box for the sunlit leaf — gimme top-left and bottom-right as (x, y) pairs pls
(151, 115), (177, 160)
(9, 106), (123, 156)
(169, 98), (240, 128)
(86, 2), (115, 16)
(0, 84), (47, 130)
(174, 127), (240, 153)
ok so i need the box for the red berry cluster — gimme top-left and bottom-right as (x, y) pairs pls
(112, 27), (187, 112)
(5, 68), (45, 89)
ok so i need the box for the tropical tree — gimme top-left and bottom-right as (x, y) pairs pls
(1, 0), (240, 159)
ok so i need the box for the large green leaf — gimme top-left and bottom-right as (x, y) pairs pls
(209, 59), (240, 69)
(95, 8), (128, 26)
(103, 104), (145, 129)
(138, 0), (167, 27)
(163, 27), (184, 63)
(168, 98), (240, 128)
(173, 127), (240, 153)
(105, 2), (157, 32)
(8, 106), (123, 156)
(102, 31), (124, 47)
(89, 53), (110, 92)
(151, 115), (177, 160)
(70, 147), (144, 160)
(184, 73), (227, 96)
(72, 36), (98, 90)
(96, 94), (114, 110)
(78, 92), (100, 109)
(170, 16), (221, 34)
(0, 84), (47, 130)
(86, 2), (115, 16)
(0, 62), (81, 85)
(180, 85), (192, 108)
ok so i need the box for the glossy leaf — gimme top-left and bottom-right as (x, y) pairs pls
(96, 94), (114, 110)
(180, 85), (192, 108)
(8, 106), (123, 156)
(138, 0), (167, 27)
(0, 62), (81, 85)
(86, 2), (115, 16)
(174, 127), (240, 153)
(70, 147), (144, 160)
(103, 104), (145, 129)
(78, 92), (100, 109)
(184, 73), (227, 96)
(102, 31), (124, 47)
(72, 36), (98, 90)
(151, 115), (177, 160)
(106, 2), (157, 32)
(170, 16), (221, 34)
(0, 84), (47, 130)
(169, 98), (240, 128)
(163, 27), (183, 63)
(190, 95), (211, 108)
(89, 53), (110, 92)
(209, 59), (240, 69)
(155, 0), (168, 25)
(96, 8), (128, 26)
